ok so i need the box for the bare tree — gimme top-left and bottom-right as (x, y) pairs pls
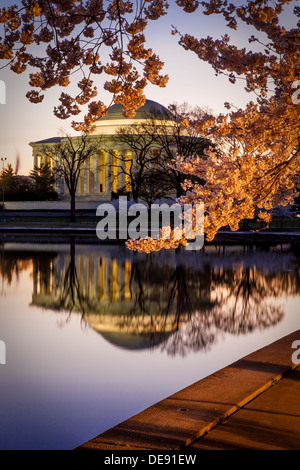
(43, 133), (102, 222)
(111, 103), (213, 202)
(153, 102), (214, 198)
(138, 169), (172, 206)
(111, 122), (163, 201)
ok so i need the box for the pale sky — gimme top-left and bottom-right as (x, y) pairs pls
(0, 1), (297, 175)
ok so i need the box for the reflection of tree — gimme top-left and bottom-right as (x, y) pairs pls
(211, 266), (285, 334)
(160, 299), (284, 358)
(0, 245), (52, 286)
(50, 239), (95, 323)
(127, 259), (213, 318)
(124, 249), (300, 356)
(160, 313), (219, 357)
(107, 261), (211, 348)
(26, 242), (300, 355)
(0, 253), (31, 285)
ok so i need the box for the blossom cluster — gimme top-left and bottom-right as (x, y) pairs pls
(126, 0), (300, 252)
(0, 0), (179, 132)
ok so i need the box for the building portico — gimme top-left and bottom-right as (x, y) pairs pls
(29, 99), (177, 202)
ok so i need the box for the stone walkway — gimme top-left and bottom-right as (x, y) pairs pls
(189, 365), (299, 450)
(76, 330), (300, 451)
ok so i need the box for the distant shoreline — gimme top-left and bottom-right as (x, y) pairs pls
(0, 225), (299, 246)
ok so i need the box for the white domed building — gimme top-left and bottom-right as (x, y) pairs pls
(29, 99), (177, 202)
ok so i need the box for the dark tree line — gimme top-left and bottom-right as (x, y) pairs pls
(0, 162), (58, 201)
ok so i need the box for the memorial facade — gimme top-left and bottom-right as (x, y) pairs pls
(29, 99), (177, 202)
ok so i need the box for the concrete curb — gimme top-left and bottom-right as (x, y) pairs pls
(76, 330), (300, 450)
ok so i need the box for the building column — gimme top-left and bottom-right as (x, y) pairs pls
(33, 152), (38, 169)
(124, 149), (133, 192)
(106, 257), (111, 301)
(97, 256), (107, 301)
(94, 153), (99, 194)
(119, 263), (124, 301)
(84, 159), (88, 194)
(83, 255), (87, 297)
(87, 256), (95, 299)
(89, 156), (95, 194)
(33, 260), (38, 296)
(119, 149), (125, 191)
(106, 149), (112, 194)
(105, 150), (111, 198)
(111, 149), (118, 194)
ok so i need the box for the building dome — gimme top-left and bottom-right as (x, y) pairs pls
(92, 99), (176, 135)
(98, 99), (175, 121)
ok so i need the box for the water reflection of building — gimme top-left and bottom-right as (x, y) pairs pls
(29, 244), (300, 355)
(31, 250), (207, 350)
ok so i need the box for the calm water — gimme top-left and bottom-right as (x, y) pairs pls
(0, 240), (299, 450)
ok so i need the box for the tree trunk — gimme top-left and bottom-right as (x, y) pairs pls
(70, 236), (75, 281)
(176, 181), (183, 198)
(132, 186), (139, 202)
(70, 191), (76, 223)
